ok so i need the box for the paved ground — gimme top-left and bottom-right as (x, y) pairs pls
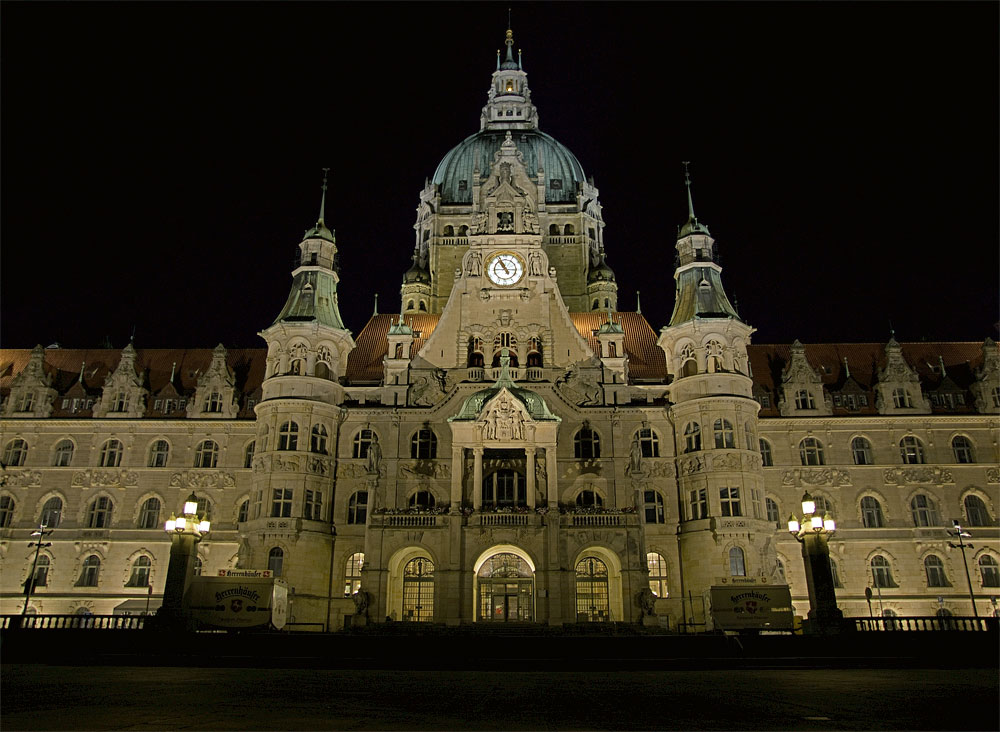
(1, 665), (997, 730)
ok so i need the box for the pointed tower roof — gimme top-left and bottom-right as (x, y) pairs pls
(678, 162), (711, 238)
(302, 168), (336, 243)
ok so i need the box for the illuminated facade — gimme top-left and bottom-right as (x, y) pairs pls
(1, 29), (998, 629)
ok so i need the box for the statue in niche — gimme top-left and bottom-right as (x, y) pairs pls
(534, 452), (547, 494)
(497, 211), (514, 232)
(626, 436), (643, 475)
(483, 394), (524, 441)
(466, 251), (482, 276)
(366, 434), (382, 475)
(523, 207), (539, 234)
(528, 251), (543, 276)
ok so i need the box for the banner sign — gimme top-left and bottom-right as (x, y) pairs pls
(188, 575), (288, 629)
(217, 569), (273, 578)
(710, 585), (793, 630)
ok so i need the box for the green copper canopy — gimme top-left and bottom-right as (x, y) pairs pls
(449, 351), (560, 423)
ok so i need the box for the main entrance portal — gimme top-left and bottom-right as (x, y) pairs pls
(477, 553), (534, 622)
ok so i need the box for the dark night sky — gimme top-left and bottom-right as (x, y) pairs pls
(2, 2), (997, 349)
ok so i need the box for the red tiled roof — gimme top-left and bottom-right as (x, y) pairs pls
(569, 312), (668, 381)
(345, 314), (440, 383)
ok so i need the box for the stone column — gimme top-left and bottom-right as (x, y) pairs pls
(525, 446), (536, 509)
(473, 447), (484, 510)
(450, 444), (463, 511)
(546, 447), (558, 508)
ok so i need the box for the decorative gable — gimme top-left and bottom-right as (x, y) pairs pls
(478, 389), (533, 443)
(187, 344), (239, 418)
(473, 132), (541, 236)
(778, 340), (831, 416)
(971, 338), (1000, 414)
(1, 345), (57, 418)
(92, 343), (148, 418)
(874, 337), (931, 414)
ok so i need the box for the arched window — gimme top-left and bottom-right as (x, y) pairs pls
(713, 419), (735, 449)
(647, 552), (668, 597)
(40, 497), (62, 528)
(99, 439), (123, 467)
(315, 361), (331, 379)
(194, 440), (219, 468)
(683, 423), (701, 453)
(344, 552), (365, 596)
(408, 490), (435, 509)
(910, 494), (939, 527)
(467, 337), (485, 368)
(352, 430), (375, 458)
(924, 556), (948, 587)
(575, 557), (609, 622)
(126, 556), (152, 587)
(238, 499), (250, 523)
(765, 497), (780, 527)
(347, 491), (368, 524)
(482, 470), (525, 508)
(851, 437), (873, 465)
(964, 495), (991, 527)
(729, 547), (746, 576)
(574, 427), (600, 459)
(759, 439), (773, 467)
(33, 555), (50, 588)
(705, 340), (724, 372)
(870, 555), (895, 588)
(492, 333), (518, 367)
(270, 488), (292, 518)
(53, 439), (75, 467)
(402, 557), (434, 622)
(311, 424), (329, 454)
(277, 422), (298, 451)
(549, 223), (560, 235)
(3, 438), (28, 467)
(979, 556), (1000, 587)
(798, 437), (825, 466)
(78, 555), (101, 586)
(243, 441), (255, 469)
(678, 344), (697, 377)
(899, 436), (925, 464)
(148, 440), (169, 468)
(0, 496), (15, 528)
(635, 428), (659, 458)
(86, 497), (113, 528)
(267, 547), (284, 577)
(564, 223), (575, 235)
(526, 336), (543, 367)
(892, 388), (912, 408)
(794, 390), (815, 410)
(203, 391), (223, 413)
(644, 491), (665, 524)
(860, 497), (884, 528)
(410, 429), (437, 459)
(575, 489), (603, 508)
(138, 498), (161, 529)
(951, 436), (975, 464)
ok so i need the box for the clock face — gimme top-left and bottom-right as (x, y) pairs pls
(486, 252), (524, 286)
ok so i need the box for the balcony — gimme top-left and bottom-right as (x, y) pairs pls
(545, 235), (580, 246)
(438, 237), (469, 246)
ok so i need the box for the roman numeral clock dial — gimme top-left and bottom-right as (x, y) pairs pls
(486, 252), (524, 286)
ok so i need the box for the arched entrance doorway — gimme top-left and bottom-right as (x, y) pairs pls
(575, 556), (610, 622)
(402, 557), (434, 622)
(477, 552), (534, 622)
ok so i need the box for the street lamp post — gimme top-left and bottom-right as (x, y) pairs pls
(157, 494), (210, 629)
(947, 519), (978, 619)
(22, 525), (53, 623)
(787, 492), (844, 634)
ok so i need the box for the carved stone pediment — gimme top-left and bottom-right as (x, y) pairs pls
(479, 389), (532, 442)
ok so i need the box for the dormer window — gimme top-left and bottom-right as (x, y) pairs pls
(111, 392), (129, 413)
(458, 180), (467, 191)
(203, 392), (223, 413)
(550, 179), (562, 190)
(794, 390), (815, 410)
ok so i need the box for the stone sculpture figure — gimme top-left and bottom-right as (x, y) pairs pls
(366, 435), (382, 475)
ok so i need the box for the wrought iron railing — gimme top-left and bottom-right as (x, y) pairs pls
(853, 616), (997, 632)
(1, 614), (147, 630)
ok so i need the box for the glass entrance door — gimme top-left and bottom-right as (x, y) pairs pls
(478, 553), (534, 622)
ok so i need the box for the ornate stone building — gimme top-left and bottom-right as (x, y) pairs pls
(1, 29), (998, 629)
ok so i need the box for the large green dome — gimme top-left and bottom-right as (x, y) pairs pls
(432, 129), (585, 205)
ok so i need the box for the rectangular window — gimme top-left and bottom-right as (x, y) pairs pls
(688, 488), (708, 520)
(760, 394), (770, 408)
(154, 399), (162, 410)
(271, 488), (292, 518)
(304, 489), (323, 521)
(750, 488), (763, 519)
(720, 487), (742, 517)
(62, 399), (70, 409)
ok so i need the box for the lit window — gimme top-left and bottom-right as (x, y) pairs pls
(910, 494), (939, 527)
(729, 547), (746, 576)
(798, 437), (825, 466)
(138, 498), (161, 529)
(78, 555), (101, 587)
(304, 489), (323, 521)
(0, 495), (15, 528)
(53, 440), (75, 467)
(402, 557), (435, 622)
(646, 552), (668, 597)
(861, 496), (884, 528)
(3, 438), (29, 467)
(964, 495), (991, 527)
(39, 497), (62, 528)
(126, 556), (152, 587)
(574, 427), (601, 459)
(644, 491), (665, 524)
(344, 552), (364, 596)
(951, 436), (975, 464)
(870, 555), (895, 588)
(410, 429), (437, 459)
(899, 436), (925, 464)
(194, 440), (219, 468)
(851, 436), (873, 465)
(635, 428), (660, 458)
(278, 422), (299, 451)
(86, 497), (113, 528)
(575, 557), (609, 622)
(347, 491), (368, 524)
(148, 440), (169, 468)
(720, 487), (742, 517)
(713, 419), (735, 449)
(924, 555), (949, 587)
(271, 488), (292, 518)
(759, 439), (773, 466)
(684, 423), (701, 453)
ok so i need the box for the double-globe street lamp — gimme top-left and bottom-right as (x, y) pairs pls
(157, 494), (210, 629)
(788, 491), (844, 633)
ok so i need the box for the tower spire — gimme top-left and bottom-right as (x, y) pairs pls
(679, 162), (710, 237)
(318, 167), (329, 224)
